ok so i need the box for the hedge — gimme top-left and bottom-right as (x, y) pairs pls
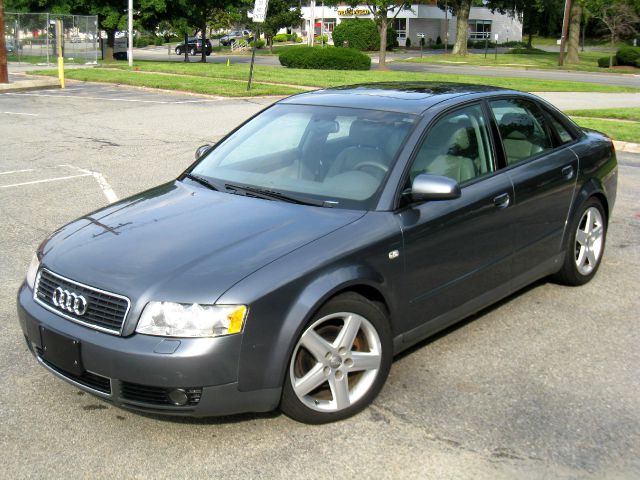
(332, 19), (397, 51)
(616, 46), (640, 66)
(598, 56), (618, 68)
(273, 33), (299, 43)
(279, 46), (371, 70)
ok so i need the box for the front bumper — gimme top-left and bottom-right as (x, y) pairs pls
(17, 283), (281, 417)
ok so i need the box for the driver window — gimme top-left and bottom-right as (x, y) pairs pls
(409, 104), (495, 185)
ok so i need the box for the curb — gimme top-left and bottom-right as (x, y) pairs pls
(0, 78), (60, 94)
(613, 140), (640, 154)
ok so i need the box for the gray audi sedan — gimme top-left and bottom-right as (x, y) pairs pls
(18, 83), (617, 423)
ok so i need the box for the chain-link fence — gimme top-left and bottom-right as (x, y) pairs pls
(4, 12), (98, 65)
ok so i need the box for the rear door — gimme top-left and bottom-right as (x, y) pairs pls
(487, 97), (578, 278)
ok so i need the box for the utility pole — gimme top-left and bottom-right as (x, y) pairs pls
(558, 0), (572, 66)
(128, 0), (133, 67)
(0, 0), (9, 83)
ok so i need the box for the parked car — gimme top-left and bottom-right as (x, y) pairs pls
(219, 30), (252, 46)
(18, 83), (617, 424)
(175, 37), (212, 56)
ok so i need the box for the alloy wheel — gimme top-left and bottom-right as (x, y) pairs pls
(575, 206), (604, 276)
(289, 312), (382, 413)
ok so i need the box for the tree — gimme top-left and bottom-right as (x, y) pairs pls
(566, 2), (582, 64)
(584, 0), (639, 66)
(486, 0), (564, 48)
(437, 0), (474, 55)
(248, 0), (300, 52)
(338, 0), (412, 69)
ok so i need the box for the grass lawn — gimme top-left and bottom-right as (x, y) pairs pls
(94, 61), (640, 93)
(7, 54), (92, 65)
(30, 68), (304, 97)
(565, 107), (640, 122)
(571, 117), (640, 143)
(401, 50), (635, 74)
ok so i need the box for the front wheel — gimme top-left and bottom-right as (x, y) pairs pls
(554, 197), (607, 286)
(189, 47), (195, 56)
(175, 47), (182, 55)
(280, 293), (392, 424)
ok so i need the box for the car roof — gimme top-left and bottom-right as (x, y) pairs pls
(278, 82), (517, 115)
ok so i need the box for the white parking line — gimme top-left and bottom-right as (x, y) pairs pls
(0, 173), (92, 189)
(0, 168), (34, 175)
(2, 111), (40, 116)
(59, 164), (119, 203)
(6, 92), (222, 104)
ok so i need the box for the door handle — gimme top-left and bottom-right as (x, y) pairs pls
(561, 165), (575, 179)
(493, 193), (510, 209)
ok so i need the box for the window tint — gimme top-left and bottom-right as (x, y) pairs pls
(546, 112), (574, 145)
(409, 104), (494, 184)
(490, 98), (553, 165)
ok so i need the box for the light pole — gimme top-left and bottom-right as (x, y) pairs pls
(128, 0), (133, 67)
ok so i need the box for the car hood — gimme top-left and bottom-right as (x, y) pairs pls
(41, 180), (365, 306)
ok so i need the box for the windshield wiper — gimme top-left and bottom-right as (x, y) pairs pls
(224, 183), (329, 207)
(184, 173), (219, 191)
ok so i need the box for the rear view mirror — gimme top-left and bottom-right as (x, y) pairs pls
(195, 144), (213, 160)
(313, 119), (340, 134)
(411, 174), (461, 202)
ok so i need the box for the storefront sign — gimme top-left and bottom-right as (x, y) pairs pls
(337, 7), (370, 16)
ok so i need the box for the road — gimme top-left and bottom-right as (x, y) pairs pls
(0, 84), (639, 479)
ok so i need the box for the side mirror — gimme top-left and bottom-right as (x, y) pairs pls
(410, 174), (461, 202)
(195, 144), (213, 160)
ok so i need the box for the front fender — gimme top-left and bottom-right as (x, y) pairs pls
(216, 211), (403, 393)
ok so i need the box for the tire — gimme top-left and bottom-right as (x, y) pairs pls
(175, 47), (181, 55)
(189, 47), (195, 56)
(553, 197), (607, 286)
(280, 292), (392, 424)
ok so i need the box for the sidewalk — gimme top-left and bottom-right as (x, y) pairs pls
(0, 73), (59, 93)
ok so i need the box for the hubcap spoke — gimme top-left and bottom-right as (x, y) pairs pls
(576, 229), (588, 246)
(293, 363), (327, 397)
(300, 329), (332, 362)
(334, 314), (362, 351)
(329, 374), (350, 409)
(576, 246), (587, 267)
(586, 248), (597, 266)
(585, 210), (593, 233)
(349, 351), (381, 372)
(592, 225), (603, 240)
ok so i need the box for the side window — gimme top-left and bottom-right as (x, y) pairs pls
(546, 111), (575, 145)
(409, 104), (495, 185)
(490, 99), (553, 165)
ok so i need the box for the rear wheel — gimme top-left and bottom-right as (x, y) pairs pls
(189, 47), (196, 56)
(175, 47), (182, 55)
(554, 197), (607, 286)
(281, 293), (392, 424)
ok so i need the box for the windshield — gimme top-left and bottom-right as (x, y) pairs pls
(190, 104), (418, 210)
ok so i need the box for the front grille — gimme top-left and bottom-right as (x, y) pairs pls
(121, 381), (202, 406)
(34, 268), (130, 335)
(35, 346), (112, 395)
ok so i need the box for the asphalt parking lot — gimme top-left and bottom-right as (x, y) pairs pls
(1, 83), (639, 479)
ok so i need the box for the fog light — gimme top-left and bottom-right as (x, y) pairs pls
(168, 388), (188, 406)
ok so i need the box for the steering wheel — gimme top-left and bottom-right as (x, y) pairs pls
(353, 161), (389, 176)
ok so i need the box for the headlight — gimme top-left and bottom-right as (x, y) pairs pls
(136, 302), (247, 338)
(26, 253), (40, 289)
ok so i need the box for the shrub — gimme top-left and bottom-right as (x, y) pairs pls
(134, 36), (151, 48)
(636, 58), (640, 68)
(405, 37), (411, 48)
(332, 19), (379, 50)
(436, 35), (442, 45)
(502, 40), (527, 48)
(598, 56), (618, 68)
(251, 39), (266, 48)
(616, 46), (640, 66)
(508, 47), (546, 55)
(154, 37), (164, 46)
(279, 46), (371, 70)
(315, 34), (329, 44)
(273, 33), (290, 42)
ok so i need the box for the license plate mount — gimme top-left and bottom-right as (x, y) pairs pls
(40, 327), (83, 376)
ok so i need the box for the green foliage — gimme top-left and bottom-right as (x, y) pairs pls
(332, 19), (380, 51)
(251, 0), (301, 40)
(251, 39), (266, 48)
(616, 46), (640, 66)
(598, 56), (618, 67)
(508, 47), (548, 54)
(405, 37), (411, 48)
(279, 46), (371, 70)
(315, 34), (329, 44)
(273, 33), (299, 42)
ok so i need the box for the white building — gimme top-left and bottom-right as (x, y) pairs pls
(299, 3), (522, 47)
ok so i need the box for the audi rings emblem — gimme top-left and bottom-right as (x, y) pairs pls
(52, 287), (88, 316)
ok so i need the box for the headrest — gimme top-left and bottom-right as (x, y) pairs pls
(349, 120), (386, 149)
(449, 126), (470, 151)
(500, 113), (535, 139)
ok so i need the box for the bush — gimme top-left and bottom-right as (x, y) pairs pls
(332, 19), (379, 51)
(598, 56), (618, 68)
(616, 46), (640, 66)
(154, 37), (164, 46)
(315, 34), (329, 44)
(436, 35), (442, 46)
(502, 40), (527, 48)
(279, 46), (371, 70)
(636, 58), (640, 68)
(405, 37), (411, 48)
(251, 39), (266, 48)
(468, 39), (496, 49)
(273, 33), (290, 42)
(508, 47), (547, 55)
